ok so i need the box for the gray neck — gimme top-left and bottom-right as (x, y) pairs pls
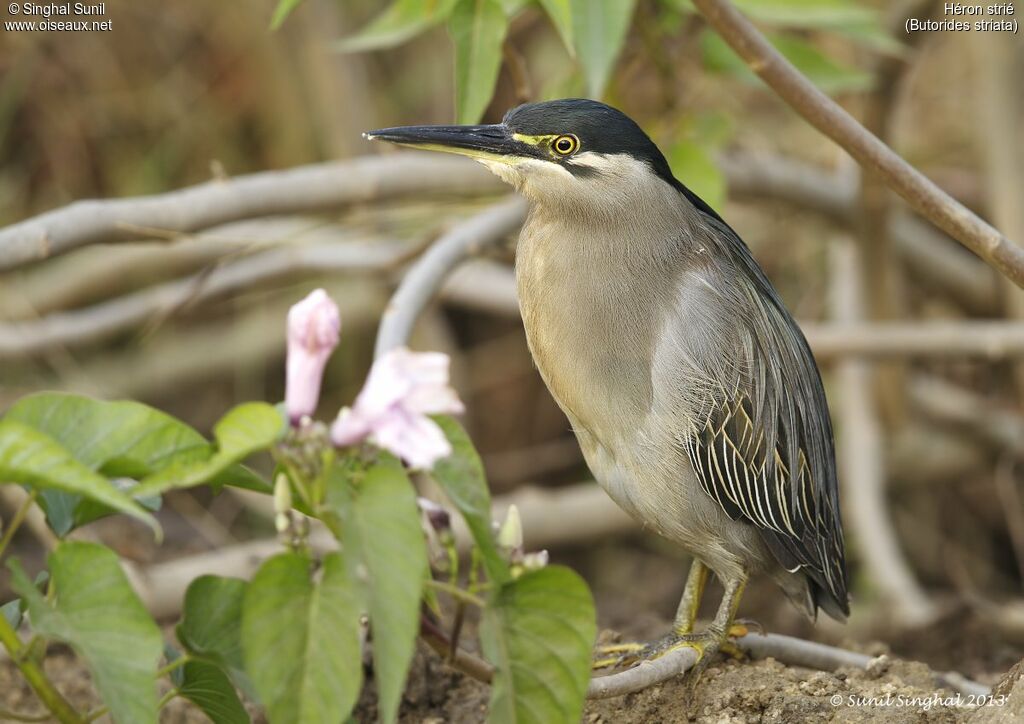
(514, 165), (708, 444)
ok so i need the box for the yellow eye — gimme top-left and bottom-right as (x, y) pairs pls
(552, 134), (579, 156)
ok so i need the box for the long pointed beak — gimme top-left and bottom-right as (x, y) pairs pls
(364, 123), (534, 163)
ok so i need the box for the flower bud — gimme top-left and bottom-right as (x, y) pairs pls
(273, 473), (292, 515)
(285, 289), (340, 424)
(522, 550), (549, 570)
(497, 504), (523, 551)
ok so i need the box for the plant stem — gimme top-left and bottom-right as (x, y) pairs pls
(0, 615), (84, 724)
(156, 689), (178, 709)
(424, 579), (485, 608)
(0, 489), (38, 561)
(156, 654), (190, 679)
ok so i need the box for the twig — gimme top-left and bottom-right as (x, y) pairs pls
(909, 375), (1024, 458)
(0, 239), (408, 358)
(736, 633), (990, 698)
(588, 647), (700, 699)
(0, 154), (505, 270)
(691, 0), (1024, 287)
(416, 620), (990, 700)
(830, 240), (936, 626)
(374, 197), (526, 358)
(800, 321), (1024, 359)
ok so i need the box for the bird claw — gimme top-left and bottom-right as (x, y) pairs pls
(592, 632), (718, 671)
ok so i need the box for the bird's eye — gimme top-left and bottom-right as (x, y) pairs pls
(552, 134), (579, 156)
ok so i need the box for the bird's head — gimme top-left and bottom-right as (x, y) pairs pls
(365, 99), (683, 214)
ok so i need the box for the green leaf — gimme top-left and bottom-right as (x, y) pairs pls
(538, 0), (573, 54)
(325, 458), (428, 724)
(4, 392), (213, 534)
(449, 0), (509, 124)
(178, 660), (251, 724)
(480, 566), (596, 724)
(10, 543), (163, 724)
(570, 0), (637, 98)
(133, 403), (285, 497)
(337, 0), (460, 52)
(177, 576), (247, 672)
(242, 552), (362, 724)
(667, 139), (726, 212)
(431, 417), (508, 583)
(270, 0), (304, 30)
(5, 393), (210, 475)
(0, 421), (159, 535)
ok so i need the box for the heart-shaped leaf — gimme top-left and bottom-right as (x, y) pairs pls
(10, 543), (163, 724)
(480, 566), (596, 724)
(242, 552), (362, 724)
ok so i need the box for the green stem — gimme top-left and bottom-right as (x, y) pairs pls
(83, 706), (107, 723)
(0, 490), (38, 561)
(424, 579), (486, 608)
(156, 654), (190, 679)
(0, 615), (84, 724)
(156, 689), (178, 710)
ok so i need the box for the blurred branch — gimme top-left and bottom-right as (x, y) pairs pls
(0, 153), (505, 270)
(719, 151), (999, 315)
(4, 242), (1021, 360)
(692, 0), (1024, 288)
(3, 151), (997, 315)
(802, 321), (1024, 359)
(909, 375), (1024, 458)
(830, 239), (937, 626)
(374, 197), (526, 358)
(0, 217), (362, 318)
(0, 239), (408, 359)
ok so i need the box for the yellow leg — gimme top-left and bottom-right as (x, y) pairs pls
(673, 559), (709, 635)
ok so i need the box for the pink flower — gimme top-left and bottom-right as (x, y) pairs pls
(285, 289), (341, 424)
(331, 347), (465, 469)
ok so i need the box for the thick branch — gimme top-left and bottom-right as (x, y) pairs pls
(691, 0), (1024, 288)
(0, 153), (504, 270)
(374, 197), (526, 358)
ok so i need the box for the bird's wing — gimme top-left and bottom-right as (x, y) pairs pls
(678, 220), (849, 618)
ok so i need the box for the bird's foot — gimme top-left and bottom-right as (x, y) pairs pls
(592, 630), (720, 671)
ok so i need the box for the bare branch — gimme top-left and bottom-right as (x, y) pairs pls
(0, 237), (408, 358)
(374, 197), (526, 358)
(692, 0), (1024, 288)
(587, 648), (700, 699)
(0, 153), (503, 270)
